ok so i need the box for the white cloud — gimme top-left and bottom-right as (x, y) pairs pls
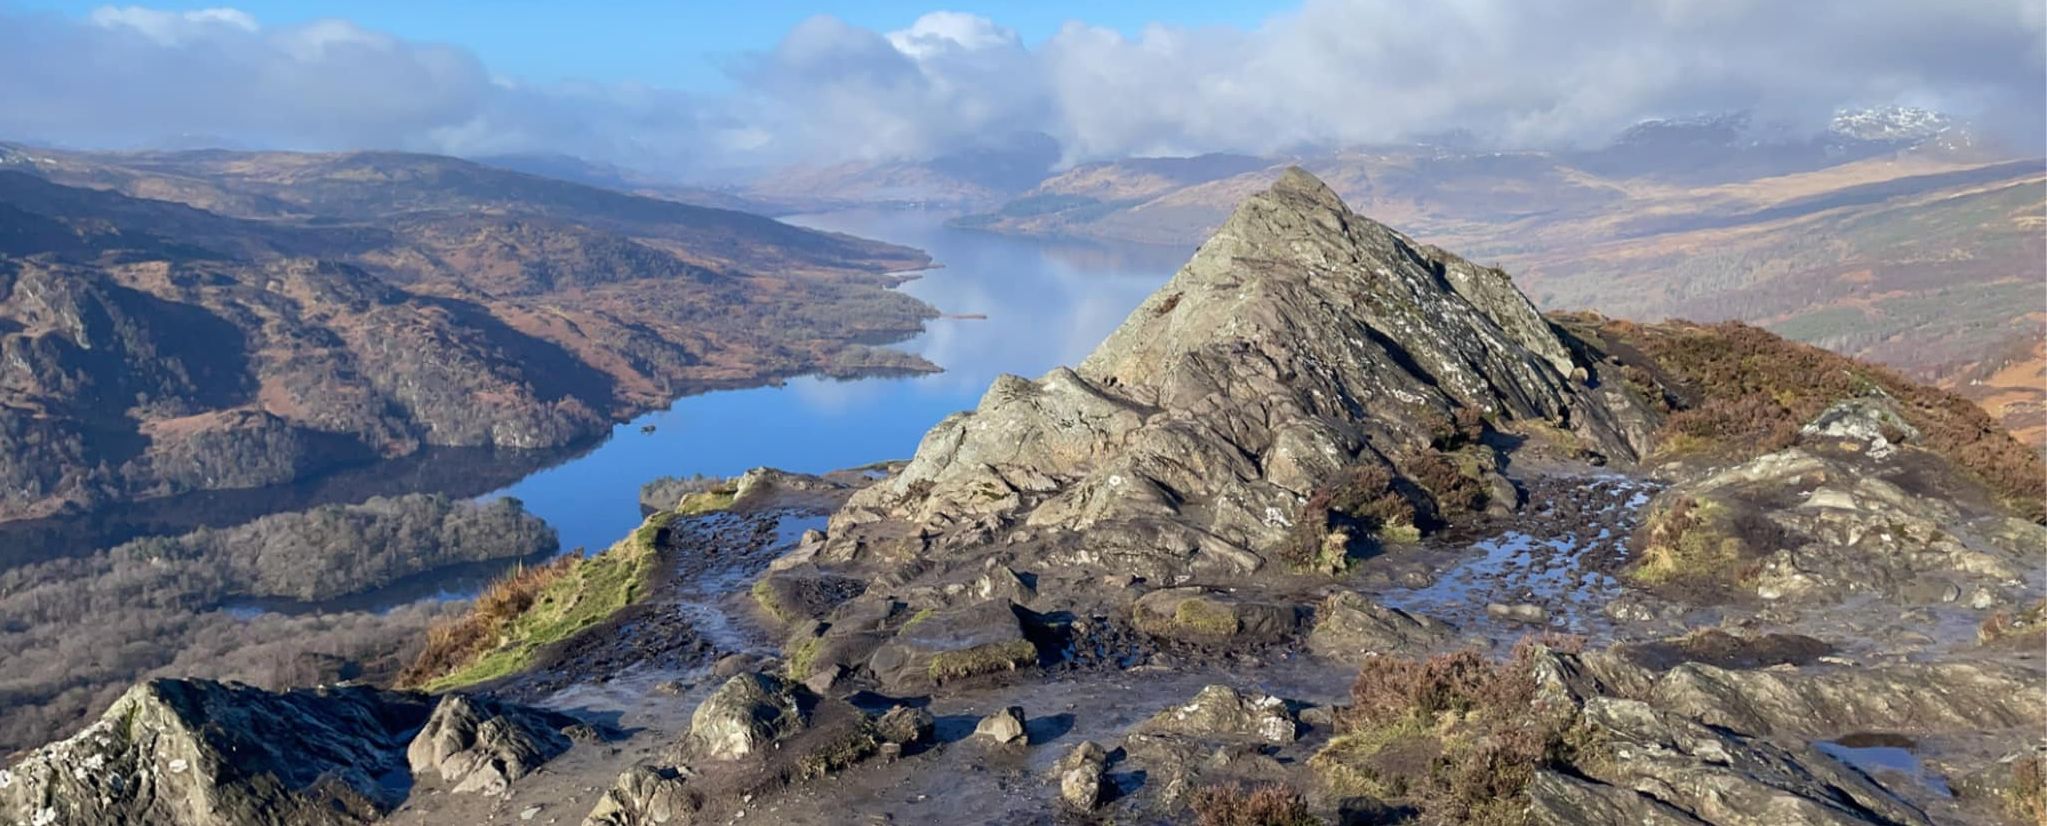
(2, 2), (2041, 175)
(89, 6), (256, 44)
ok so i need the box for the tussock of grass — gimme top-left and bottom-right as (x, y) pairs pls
(1629, 495), (1778, 589)
(400, 511), (673, 691)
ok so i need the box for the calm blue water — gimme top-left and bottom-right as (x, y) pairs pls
(485, 212), (1184, 556)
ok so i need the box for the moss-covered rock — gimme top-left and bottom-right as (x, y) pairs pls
(1132, 587), (1300, 647)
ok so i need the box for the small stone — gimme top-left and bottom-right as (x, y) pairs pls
(519, 805), (542, 821)
(974, 706), (1028, 745)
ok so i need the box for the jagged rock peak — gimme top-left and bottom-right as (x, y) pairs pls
(0, 679), (434, 826)
(823, 168), (1650, 577)
(1268, 164), (1347, 209)
(0, 678), (594, 826)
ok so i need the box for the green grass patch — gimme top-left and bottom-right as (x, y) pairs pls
(675, 487), (737, 517)
(422, 512), (671, 691)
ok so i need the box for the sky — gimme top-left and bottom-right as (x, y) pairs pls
(2, 1), (2041, 179)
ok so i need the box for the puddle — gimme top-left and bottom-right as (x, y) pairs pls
(1817, 734), (1952, 797)
(1380, 476), (1656, 638)
(667, 511), (822, 656)
(773, 514), (830, 549)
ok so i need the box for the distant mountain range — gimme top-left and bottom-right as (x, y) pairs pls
(0, 145), (937, 522)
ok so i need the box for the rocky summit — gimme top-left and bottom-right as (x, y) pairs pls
(821, 167), (1651, 577)
(4, 169), (2042, 826)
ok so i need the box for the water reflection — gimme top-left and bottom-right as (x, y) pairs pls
(0, 211), (1182, 609)
(490, 211), (1179, 557)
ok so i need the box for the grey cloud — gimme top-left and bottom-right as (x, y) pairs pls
(0, 7), (492, 150)
(0, 2), (2039, 174)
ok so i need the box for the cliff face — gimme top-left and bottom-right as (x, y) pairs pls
(823, 168), (1653, 577)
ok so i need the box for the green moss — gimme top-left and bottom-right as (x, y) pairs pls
(751, 578), (794, 623)
(1376, 520), (1422, 544)
(425, 511), (668, 691)
(786, 636), (825, 680)
(902, 607), (936, 629)
(926, 639), (1037, 683)
(1173, 598), (1241, 637)
(675, 487), (737, 517)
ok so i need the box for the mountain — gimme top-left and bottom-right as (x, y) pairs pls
(958, 120), (2047, 443)
(740, 132), (1063, 211)
(7, 169), (2041, 826)
(469, 153), (783, 214)
(0, 145), (937, 523)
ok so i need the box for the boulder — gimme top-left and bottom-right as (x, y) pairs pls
(1132, 588), (1299, 646)
(1526, 770), (1710, 825)
(1647, 661), (2046, 738)
(751, 569), (867, 625)
(407, 694), (590, 795)
(685, 672), (804, 761)
(582, 766), (700, 826)
(974, 706), (1028, 745)
(868, 599), (1038, 691)
(1056, 740), (1109, 810)
(1137, 685), (1297, 744)
(1306, 591), (1451, 661)
(1563, 697), (1929, 826)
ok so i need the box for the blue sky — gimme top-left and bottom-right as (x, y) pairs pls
(5, 1), (1293, 89)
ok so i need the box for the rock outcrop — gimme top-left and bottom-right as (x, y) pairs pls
(1136, 685), (1298, 745)
(1631, 396), (2046, 606)
(407, 694), (595, 795)
(821, 168), (1650, 580)
(1548, 697), (1932, 826)
(0, 680), (594, 825)
(0, 680), (432, 826)
(1306, 590), (1452, 661)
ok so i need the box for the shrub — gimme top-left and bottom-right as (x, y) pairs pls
(1405, 452), (1487, 517)
(1279, 463), (1416, 568)
(1315, 638), (1580, 826)
(1189, 783), (1323, 826)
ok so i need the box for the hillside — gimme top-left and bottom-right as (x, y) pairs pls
(0, 146), (937, 522)
(957, 124), (2047, 442)
(10, 169), (2041, 826)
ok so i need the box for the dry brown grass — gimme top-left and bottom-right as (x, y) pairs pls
(397, 553), (578, 688)
(1189, 783), (1323, 826)
(1584, 318), (2046, 522)
(1316, 637), (1585, 826)
(2013, 755), (2047, 826)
